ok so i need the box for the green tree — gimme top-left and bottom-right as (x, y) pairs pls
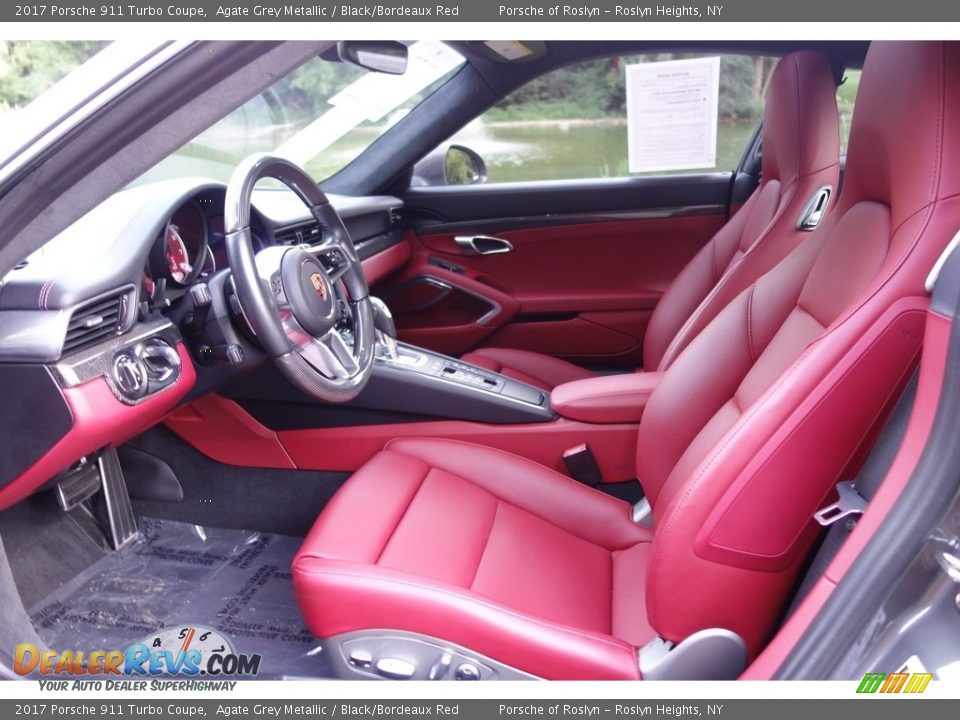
(0, 41), (108, 109)
(271, 59), (364, 123)
(487, 52), (770, 123)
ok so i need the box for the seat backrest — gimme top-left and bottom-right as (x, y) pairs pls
(636, 41), (960, 656)
(643, 51), (841, 371)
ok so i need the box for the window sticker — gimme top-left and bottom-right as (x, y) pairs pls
(626, 56), (721, 173)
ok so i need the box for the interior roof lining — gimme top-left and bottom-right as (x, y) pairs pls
(447, 41), (870, 96)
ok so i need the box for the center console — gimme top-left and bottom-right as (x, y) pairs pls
(368, 342), (553, 424)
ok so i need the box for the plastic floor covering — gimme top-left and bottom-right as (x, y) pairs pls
(28, 517), (328, 679)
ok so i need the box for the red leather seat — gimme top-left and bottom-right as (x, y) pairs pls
(293, 438), (653, 679)
(294, 42), (960, 679)
(462, 50), (841, 390)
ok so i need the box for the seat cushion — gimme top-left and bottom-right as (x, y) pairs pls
(292, 437), (653, 679)
(459, 347), (596, 391)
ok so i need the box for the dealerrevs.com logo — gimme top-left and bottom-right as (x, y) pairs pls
(14, 625), (261, 679)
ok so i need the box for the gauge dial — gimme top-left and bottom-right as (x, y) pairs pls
(160, 200), (209, 287)
(165, 224), (192, 284)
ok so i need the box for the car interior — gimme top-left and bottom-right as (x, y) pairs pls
(1, 39), (959, 681)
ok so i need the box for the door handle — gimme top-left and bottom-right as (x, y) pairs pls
(454, 235), (514, 256)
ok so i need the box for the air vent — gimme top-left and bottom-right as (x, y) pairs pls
(276, 222), (322, 246)
(63, 291), (129, 355)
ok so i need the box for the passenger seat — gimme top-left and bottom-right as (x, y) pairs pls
(461, 50), (841, 389)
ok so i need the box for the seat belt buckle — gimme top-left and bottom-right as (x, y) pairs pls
(814, 481), (868, 527)
(562, 444), (603, 487)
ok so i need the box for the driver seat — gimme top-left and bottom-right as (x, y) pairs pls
(292, 41), (960, 679)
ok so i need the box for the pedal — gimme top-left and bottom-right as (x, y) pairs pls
(56, 460), (102, 512)
(96, 448), (139, 550)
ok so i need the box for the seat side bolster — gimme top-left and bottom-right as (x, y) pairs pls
(297, 449), (429, 564)
(385, 437), (652, 550)
(291, 556), (641, 680)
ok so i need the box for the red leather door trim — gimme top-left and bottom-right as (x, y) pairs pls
(379, 215), (724, 362)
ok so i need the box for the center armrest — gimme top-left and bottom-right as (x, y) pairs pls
(550, 372), (664, 424)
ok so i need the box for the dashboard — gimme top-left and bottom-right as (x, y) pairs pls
(0, 178), (409, 510)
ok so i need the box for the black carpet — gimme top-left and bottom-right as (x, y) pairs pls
(29, 517), (328, 679)
(126, 427), (349, 537)
(0, 493), (106, 609)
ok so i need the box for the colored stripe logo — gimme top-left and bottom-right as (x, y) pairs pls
(857, 672), (932, 694)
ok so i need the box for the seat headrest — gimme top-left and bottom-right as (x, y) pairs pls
(841, 41), (960, 228)
(762, 50), (839, 186)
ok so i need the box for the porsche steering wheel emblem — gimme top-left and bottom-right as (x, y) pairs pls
(310, 272), (327, 300)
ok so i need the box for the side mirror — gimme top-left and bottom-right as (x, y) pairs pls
(337, 41), (408, 75)
(444, 145), (487, 185)
(412, 145), (488, 187)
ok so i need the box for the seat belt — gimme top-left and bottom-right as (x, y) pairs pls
(787, 370), (919, 616)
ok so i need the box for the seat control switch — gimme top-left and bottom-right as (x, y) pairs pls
(348, 650), (372, 669)
(375, 657), (416, 679)
(455, 663), (481, 680)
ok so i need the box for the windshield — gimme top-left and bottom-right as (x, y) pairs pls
(133, 40), (465, 187)
(0, 41), (109, 108)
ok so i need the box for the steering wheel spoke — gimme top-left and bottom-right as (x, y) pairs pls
(225, 154), (375, 403)
(299, 328), (360, 379)
(314, 244), (351, 283)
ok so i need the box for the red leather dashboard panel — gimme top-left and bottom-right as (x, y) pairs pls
(164, 394), (640, 482)
(164, 393), (296, 468)
(0, 343), (196, 510)
(361, 239), (411, 287)
(279, 418), (639, 482)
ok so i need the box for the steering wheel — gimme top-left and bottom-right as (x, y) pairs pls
(224, 154), (375, 403)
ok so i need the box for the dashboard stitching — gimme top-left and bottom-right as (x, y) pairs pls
(39, 279), (53, 309)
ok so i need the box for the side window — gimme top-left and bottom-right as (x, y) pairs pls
(418, 53), (778, 186)
(838, 68), (861, 156)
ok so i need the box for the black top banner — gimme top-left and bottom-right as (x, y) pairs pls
(6, 0), (960, 22)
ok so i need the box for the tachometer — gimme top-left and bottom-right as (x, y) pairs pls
(160, 200), (209, 287)
(165, 223), (192, 283)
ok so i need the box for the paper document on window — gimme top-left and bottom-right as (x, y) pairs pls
(626, 57), (721, 173)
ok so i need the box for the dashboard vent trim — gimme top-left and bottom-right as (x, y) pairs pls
(63, 289), (133, 355)
(275, 222), (322, 247)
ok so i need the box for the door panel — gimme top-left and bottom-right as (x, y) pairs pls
(375, 174), (733, 366)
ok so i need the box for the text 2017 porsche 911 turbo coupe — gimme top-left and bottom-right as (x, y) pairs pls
(0, 39), (959, 682)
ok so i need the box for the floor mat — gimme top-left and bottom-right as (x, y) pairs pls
(28, 517), (328, 679)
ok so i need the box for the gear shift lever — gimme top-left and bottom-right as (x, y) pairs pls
(370, 296), (398, 360)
